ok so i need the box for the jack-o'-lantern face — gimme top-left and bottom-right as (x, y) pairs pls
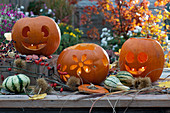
(119, 38), (164, 82)
(57, 43), (110, 84)
(12, 16), (61, 56)
(125, 51), (148, 75)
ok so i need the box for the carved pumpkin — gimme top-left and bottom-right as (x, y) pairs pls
(119, 38), (164, 82)
(57, 43), (110, 84)
(12, 16), (61, 56)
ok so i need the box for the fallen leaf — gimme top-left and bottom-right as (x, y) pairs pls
(158, 81), (170, 88)
(29, 93), (47, 100)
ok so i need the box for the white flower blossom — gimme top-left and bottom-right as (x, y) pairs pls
(48, 9), (52, 14)
(17, 8), (20, 11)
(25, 12), (29, 17)
(102, 28), (108, 32)
(40, 9), (43, 12)
(112, 44), (118, 51)
(20, 6), (24, 9)
(127, 31), (133, 36)
(101, 38), (108, 46)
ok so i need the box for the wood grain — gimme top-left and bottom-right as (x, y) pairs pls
(0, 94), (170, 108)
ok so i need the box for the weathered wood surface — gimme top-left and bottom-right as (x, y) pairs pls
(0, 94), (170, 108)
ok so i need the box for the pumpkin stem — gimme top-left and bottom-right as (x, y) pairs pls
(87, 83), (99, 90)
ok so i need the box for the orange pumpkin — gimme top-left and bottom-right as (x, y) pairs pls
(12, 16), (61, 56)
(119, 38), (164, 82)
(57, 43), (110, 84)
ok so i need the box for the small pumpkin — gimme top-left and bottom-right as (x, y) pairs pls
(57, 43), (110, 84)
(119, 38), (164, 82)
(12, 16), (61, 56)
(78, 84), (109, 94)
(104, 75), (130, 91)
(2, 74), (30, 93)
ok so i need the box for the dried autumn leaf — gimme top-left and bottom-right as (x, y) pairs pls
(29, 93), (47, 100)
(158, 81), (170, 88)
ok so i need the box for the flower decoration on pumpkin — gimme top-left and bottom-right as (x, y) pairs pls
(70, 54), (93, 76)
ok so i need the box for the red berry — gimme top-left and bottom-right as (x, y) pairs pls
(57, 64), (61, 70)
(8, 68), (12, 71)
(47, 66), (51, 70)
(53, 83), (57, 87)
(58, 71), (68, 75)
(26, 57), (30, 60)
(15, 55), (19, 58)
(50, 83), (54, 87)
(1, 75), (4, 81)
(39, 58), (42, 62)
(40, 62), (45, 66)
(60, 88), (63, 92)
(45, 63), (49, 66)
(48, 55), (52, 59)
(34, 60), (39, 65)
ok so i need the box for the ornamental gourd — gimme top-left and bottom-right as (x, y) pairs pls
(119, 38), (164, 82)
(12, 16), (61, 56)
(2, 74), (30, 93)
(57, 43), (110, 84)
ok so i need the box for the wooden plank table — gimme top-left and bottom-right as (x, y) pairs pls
(0, 94), (170, 108)
(0, 94), (170, 113)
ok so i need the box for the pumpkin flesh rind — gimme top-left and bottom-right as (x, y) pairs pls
(78, 84), (109, 94)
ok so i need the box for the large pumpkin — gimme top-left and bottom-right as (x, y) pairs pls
(119, 38), (164, 82)
(12, 16), (61, 56)
(57, 43), (110, 84)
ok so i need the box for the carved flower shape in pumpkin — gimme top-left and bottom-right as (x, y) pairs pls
(70, 54), (93, 75)
(57, 43), (110, 84)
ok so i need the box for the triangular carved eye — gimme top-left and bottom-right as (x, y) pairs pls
(22, 26), (30, 37)
(41, 25), (49, 37)
(125, 52), (134, 63)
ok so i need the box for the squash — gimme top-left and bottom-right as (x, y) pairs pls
(116, 71), (134, 87)
(2, 74), (30, 93)
(104, 75), (130, 91)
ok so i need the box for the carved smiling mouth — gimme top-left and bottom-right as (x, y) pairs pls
(125, 64), (147, 75)
(22, 42), (47, 50)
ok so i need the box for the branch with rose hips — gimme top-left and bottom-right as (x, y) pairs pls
(0, 54), (71, 92)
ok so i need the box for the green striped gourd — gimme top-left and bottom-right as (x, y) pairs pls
(116, 71), (134, 87)
(104, 75), (130, 91)
(2, 74), (30, 93)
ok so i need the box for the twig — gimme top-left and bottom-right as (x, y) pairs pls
(89, 91), (125, 113)
(123, 87), (153, 113)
